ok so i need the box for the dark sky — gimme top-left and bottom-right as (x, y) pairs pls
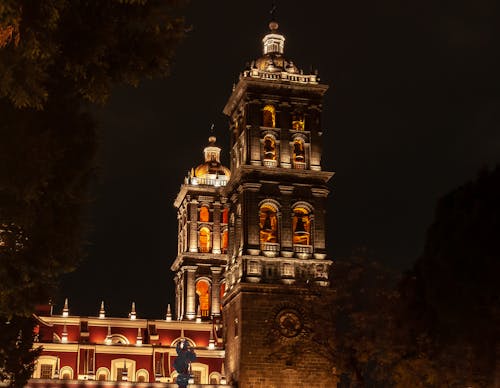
(60, 0), (500, 318)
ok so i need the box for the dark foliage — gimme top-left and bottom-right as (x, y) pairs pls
(0, 1), (187, 385)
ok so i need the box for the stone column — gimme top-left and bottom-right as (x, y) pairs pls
(210, 267), (222, 317)
(242, 183), (262, 254)
(279, 185), (294, 255)
(188, 199), (199, 252)
(279, 103), (291, 168)
(213, 202), (221, 254)
(311, 188), (329, 258)
(184, 266), (197, 320)
(309, 106), (323, 171)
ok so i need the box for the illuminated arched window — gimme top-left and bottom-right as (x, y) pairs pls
(196, 279), (211, 318)
(259, 204), (278, 244)
(221, 229), (228, 253)
(199, 206), (210, 222)
(220, 282), (226, 300)
(292, 112), (305, 130)
(292, 138), (305, 167)
(263, 105), (276, 128)
(263, 135), (276, 161)
(293, 207), (311, 245)
(199, 227), (211, 252)
(221, 208), (229, 224)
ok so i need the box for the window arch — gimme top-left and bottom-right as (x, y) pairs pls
(196, 278), (211, 318)
(293, 206), (311, 245)
(292, 138), (306, 168)
(136, 369), (149, 383)
(221, 228), (228, 253)
(263, 135), (277, 161)
(199, 206), (210, 222)
(96, 367), (110, 381)
(199, 227), (211, 253)
(263, 105), (276, 128)
(171, 337), (196, 348)
(59, 366), (73, 380)
(209, 372), (222, 384)
(292, 112), (305, 130)
(259, 203), (278, 244)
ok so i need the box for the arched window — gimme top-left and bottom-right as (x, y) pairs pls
(221, 229), (228, 253)
(292, 138), (305, 168)
(199, 227), (211, 252)
(221, 208), (229, 224)
(199, 206), (210, 222)
(220, 282), (226, 301)
(259, 204), (278, 244)
(136, 369), (149, 383)
(263, 105), (276, 128)
(263, 135), (276, 161)
(293, 207), (311, 245)
(292, 112), (305, 130)
(96, 367), (110, 381)
(196, 279), (211, 318)
(60, 366), (73, 380)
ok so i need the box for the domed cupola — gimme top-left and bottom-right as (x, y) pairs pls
(187, 135), (230, 186)
(242, 16), (320, 85)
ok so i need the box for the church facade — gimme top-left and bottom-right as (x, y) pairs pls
(28, 18), (335, 388)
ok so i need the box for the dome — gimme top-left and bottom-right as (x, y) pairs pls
(189, 135), (231, 185)
(246, 20), (305, 76)
(194, 161), (230, 178)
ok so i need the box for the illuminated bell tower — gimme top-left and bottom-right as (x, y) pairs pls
(172, 135), (230, 321)
(222, 19), (336, 388)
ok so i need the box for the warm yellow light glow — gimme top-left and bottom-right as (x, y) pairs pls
(293, 139), (305, 163)
(199, 206), (210, 222)
(259, 204), (278, 243)
(263, 105), (276, 128)
(196, 280), (210, 318)
(292, 113), (305, 130)
(221, 230), (228, 252)
(293, 207), (310, 245)
(199, 227), (211, 252)
(263, 135), (277, 160)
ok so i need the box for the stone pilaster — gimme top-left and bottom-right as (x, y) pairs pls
(210, 267), (222, 317)
(188, 199), (199, 252)
(184, 266), (197, 320)
(279, 185), (294, 254)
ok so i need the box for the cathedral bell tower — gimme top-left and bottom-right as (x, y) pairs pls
(222, 19), (335, 388)
(172, 135), (230, 321)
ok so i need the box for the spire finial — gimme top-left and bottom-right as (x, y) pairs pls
(166, 304), (172, 321)
(269, 2), (278, 31)
(62, 298), (69, 317)
(129, 302), (137, 320)
(99, 301), (105, 319)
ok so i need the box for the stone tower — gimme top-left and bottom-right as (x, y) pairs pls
(221, 19), (336, 388)
(172, 135), (230, 321)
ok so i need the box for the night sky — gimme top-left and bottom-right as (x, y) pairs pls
(60, 0), (500, 318)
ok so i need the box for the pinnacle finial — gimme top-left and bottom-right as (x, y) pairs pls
(99, 301), (105, 319)
(129, 302), (137, 320)
(166, 304), (172, 321)
(62, 298), (69, 317)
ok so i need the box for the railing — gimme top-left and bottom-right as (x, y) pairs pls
(242, 69), (319, 84)
(292, 161), (306, 169)
(188, 176), (227, 186)
(199, 247), (211, 253)
(261, 242), (280, 252)
(263, 159), (278, 168)
(293, 244), (313, 254)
